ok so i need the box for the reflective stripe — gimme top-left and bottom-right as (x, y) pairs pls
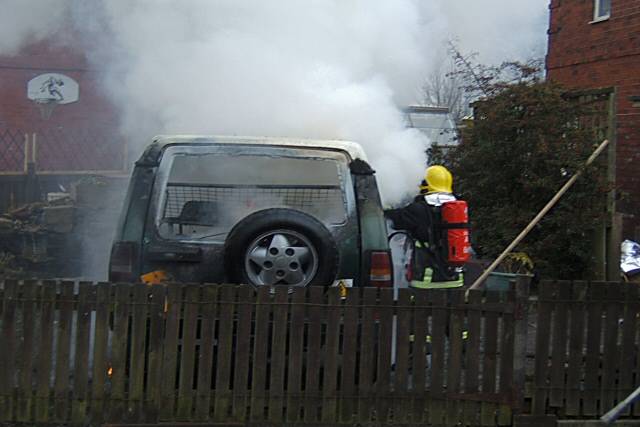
(424, 192), (457, 207)
(411, 280), (463, 289)
(410, 267), (464, 289)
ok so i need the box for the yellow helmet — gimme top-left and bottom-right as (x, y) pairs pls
(421, 165), (453, 194)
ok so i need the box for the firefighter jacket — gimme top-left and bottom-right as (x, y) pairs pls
(385, 192), (460, 285)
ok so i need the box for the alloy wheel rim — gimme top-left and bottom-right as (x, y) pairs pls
(244, 229), (319, 287)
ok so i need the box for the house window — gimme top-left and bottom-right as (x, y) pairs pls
(593, 0), (611, 22)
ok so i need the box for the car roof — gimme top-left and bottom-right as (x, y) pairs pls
(139, 135), (368, 165)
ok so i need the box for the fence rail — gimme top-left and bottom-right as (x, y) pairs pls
(0, 280), (523, 426)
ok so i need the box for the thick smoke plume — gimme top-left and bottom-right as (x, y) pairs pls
(1, 0), (549, 204)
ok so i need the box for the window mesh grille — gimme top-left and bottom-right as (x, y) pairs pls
(163, 183), (346, 225)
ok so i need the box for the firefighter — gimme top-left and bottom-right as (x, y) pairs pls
(385, 165), (466, 289)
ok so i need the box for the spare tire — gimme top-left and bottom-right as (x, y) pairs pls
(224, 208), (339, 287)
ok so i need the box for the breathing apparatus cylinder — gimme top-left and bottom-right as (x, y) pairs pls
(441, 200), (471, 266)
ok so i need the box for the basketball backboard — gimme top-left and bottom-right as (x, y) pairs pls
(27, 73), (79, 105)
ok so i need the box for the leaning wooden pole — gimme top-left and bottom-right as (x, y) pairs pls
(468, 139), (610, 291)
(601, 385), (640, 424)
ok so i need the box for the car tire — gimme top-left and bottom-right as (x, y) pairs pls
(224, 208), (339, 287)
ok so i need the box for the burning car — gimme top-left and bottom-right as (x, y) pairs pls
(109, 135), (393, 288)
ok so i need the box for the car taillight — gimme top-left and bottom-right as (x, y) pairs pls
(369, 251), (392, 288)
(109, 241), (137, 282)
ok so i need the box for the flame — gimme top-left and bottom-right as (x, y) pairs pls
(107, 366), (113, 377)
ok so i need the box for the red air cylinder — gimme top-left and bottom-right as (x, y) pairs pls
(441, 200), (471, 266)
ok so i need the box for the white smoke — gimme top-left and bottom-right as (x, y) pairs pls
(0, 0), (549, 204)
(431, 1), (549, 63)
(89, 0), (437, 204)
(0, 0), (70, 55)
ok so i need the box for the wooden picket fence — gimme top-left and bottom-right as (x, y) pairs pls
(0, 279), (527, 426)
(531, 280), (640, 418)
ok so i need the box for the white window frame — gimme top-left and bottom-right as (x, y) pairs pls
(592, 0), (611, 23)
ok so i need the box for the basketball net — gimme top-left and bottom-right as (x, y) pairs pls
(34, 98), (57, 120)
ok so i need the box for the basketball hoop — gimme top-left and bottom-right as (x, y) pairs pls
(34, 98), (58, 120)
(27, 73), (80, 120)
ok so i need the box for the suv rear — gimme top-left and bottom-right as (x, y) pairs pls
(109, 135), (392, 288)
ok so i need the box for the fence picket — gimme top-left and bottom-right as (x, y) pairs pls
(267, 286), (288, 423)
(194, 285), (217, 421)
(357, 287), (377, 422)
(463, 290), (483, 426)
(428, 289), (447, 425)
(35, 281), (56, 422)
(109, 283), (131, 422)
(160, 284), (182, 419)
(145, 284), (166, 422)
(339, 287), (359, 423)
(635, 284), (640, 418)
(566, 281), (587, 416)
(621, 285), (639, 416)
(512, 277), (530, 416)
(177, 285), (200, 419)
(533, 281), (555, 414)
(70, 282), (92, 424)
(287, 287), (306, 423)
(549, 281), (571, 410)
(375, 288), (394, 423)
(0, 279), (18, 421)
(232, 285), (253, 421)
(498, 290), (516, 425)
(447, 289), (465, 426)
(601, 283), (623, 414)
(583, 282), (605, 416)
(481, 291), (500, 425)
(321, 287), (341, 424)
(53, 281), (74, 422)
(392, 289), (412, 424)
(213, 285), (236, 421)
(410, 290), (428, 423)
(303, 286), (324, 422)
(90, 283), (111, 424)
(17, 280), (37, 422)
(250, 287), (270, 421)
(127, 284), (148, 422)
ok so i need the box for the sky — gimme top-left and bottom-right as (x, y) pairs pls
(0, 0), (550, 203)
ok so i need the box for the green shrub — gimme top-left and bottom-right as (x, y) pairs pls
(433, 64), (608, 279)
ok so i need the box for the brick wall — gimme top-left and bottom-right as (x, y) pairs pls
(547, 0), (640, 238)
(0, 36), (124, 172)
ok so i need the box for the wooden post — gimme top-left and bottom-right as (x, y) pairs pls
(512, 276), (531, 413)
(23, 133), (39, 203)
(31, 133), (37, 166)
(20, 133), (40, 203)
(23, 133), (29, 173)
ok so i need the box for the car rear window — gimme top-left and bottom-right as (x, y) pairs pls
(157, 152), (348, 241)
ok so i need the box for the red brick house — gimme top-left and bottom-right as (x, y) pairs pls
(547, 0), (640, 278)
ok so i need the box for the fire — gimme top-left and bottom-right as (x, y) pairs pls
(107, 366), (113, 377)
